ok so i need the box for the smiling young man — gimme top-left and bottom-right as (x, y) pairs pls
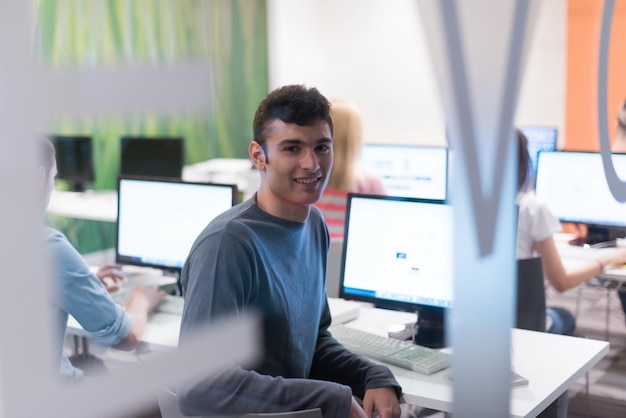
(178, 85), (402, 418)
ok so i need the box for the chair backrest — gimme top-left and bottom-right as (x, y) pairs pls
(326, 238), (344, 298)
(315, 187), (349, 240)
(516, 257), (546, 332)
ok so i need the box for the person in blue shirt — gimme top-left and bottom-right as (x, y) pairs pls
(179, 85), (402, 418)
(39, 137), (165, 379)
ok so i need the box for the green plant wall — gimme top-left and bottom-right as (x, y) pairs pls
(35, 0), (268, 252)
(34, 0), (268, 190)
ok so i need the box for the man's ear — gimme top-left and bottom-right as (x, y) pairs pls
(38, 166), (47, 189)
(249, 141), (267, 171)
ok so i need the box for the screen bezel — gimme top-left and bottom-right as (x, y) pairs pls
(520, 125), (558, 173)
(115, 175), (238, 272)
(534, 150), (626, 228)
(360, 143), (449, 201)
(338, 193), (452, 316)
(119, 136), (185, 180)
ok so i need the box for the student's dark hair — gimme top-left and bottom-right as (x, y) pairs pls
(40, 136), (56, 172)
(517, 128), (531, 191)
(252, 84), (333, 148)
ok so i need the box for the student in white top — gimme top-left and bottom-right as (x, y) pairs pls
(516, 128), (626, 334)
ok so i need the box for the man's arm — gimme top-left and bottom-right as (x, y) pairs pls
(113, 285), (165, 350)
(50, 230), (163, 349)
(308, 303), (402, 418)
(178, 366), (353, 417)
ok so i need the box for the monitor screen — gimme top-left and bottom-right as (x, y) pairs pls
(535, 151), (626, 229)
(116, 176), (237, 271)
(520, 126), (558, 173)
(120, 137), (184, 179)
(360, 144), (448, 200)
(49, 135), (95, 192)
(339, 194), (453, 312)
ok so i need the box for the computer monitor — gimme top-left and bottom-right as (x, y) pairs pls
(120, 137), (184, 179)
(360, 144), (448, 200)
(535, 151), (626, 246)
(520, 126), (558, 177)
(49, 135), (95, 192)
(116, 176), (238, 274)
(339, 193), (453, 347)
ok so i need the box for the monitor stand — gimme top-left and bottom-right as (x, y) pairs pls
(388, 308), (446, 349)
(568, 225), (625, 248)
(70, 181), (87, 193)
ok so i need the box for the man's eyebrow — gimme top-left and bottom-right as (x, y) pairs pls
(278, 138), (332, 146)
(277, 139), (305, 146)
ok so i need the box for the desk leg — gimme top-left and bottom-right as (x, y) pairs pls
(537, 391), (568, 418)
(605, 288), (611, 341)
(68, 336), (107, 376)
(575, 287), (583, 320)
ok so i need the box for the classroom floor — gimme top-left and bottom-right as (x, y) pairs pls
(546, 283), (626, 418)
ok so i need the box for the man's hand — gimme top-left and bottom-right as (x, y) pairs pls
(362, 387), (401, 418)
(95, 264), (126, 293)
(348, 396), (367, 418)
(126, 285), (166, 314)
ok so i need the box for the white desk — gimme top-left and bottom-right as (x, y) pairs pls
(344, 308), (608, 418)
(66, 302), (608, 418)
(182, 158), (260, 201)
(47, 161), (261, 222)
(66, 297), (363, 352)
(555, 233), (626, 282)
(48, 190), (118, 222)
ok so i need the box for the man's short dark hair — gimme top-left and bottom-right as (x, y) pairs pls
(252, 85), (333, 147)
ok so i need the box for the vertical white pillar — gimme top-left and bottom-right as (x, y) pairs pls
(418, 1), (538, 416)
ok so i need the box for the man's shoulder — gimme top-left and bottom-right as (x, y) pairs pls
(195, 200), (259, 241)
(518, 191), (550, 214)
(45, 226), (65, 241)
(44, 227), (75, 253)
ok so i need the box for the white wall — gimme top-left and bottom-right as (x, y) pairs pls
(267, 0), (566, 147)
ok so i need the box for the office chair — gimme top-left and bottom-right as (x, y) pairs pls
(516, 257), (546, 332)
(325, 238), (344, 298)
(155, 387), (322, 418)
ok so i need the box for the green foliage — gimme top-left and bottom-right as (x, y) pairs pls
(35, 0), (268, 191)
(35, 0), (268, 252)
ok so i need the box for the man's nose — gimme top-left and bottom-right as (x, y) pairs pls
(301, 148), (320, 171)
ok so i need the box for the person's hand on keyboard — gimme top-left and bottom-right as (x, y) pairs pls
(598, 247), (626, 271)
(125, 285), (166, 314)
(95, 264), (127, 293)
(112, 285), (166, 351)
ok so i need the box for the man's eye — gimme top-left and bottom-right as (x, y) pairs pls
(285, 146), (299, 152)
(316, 145), (331, 152)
